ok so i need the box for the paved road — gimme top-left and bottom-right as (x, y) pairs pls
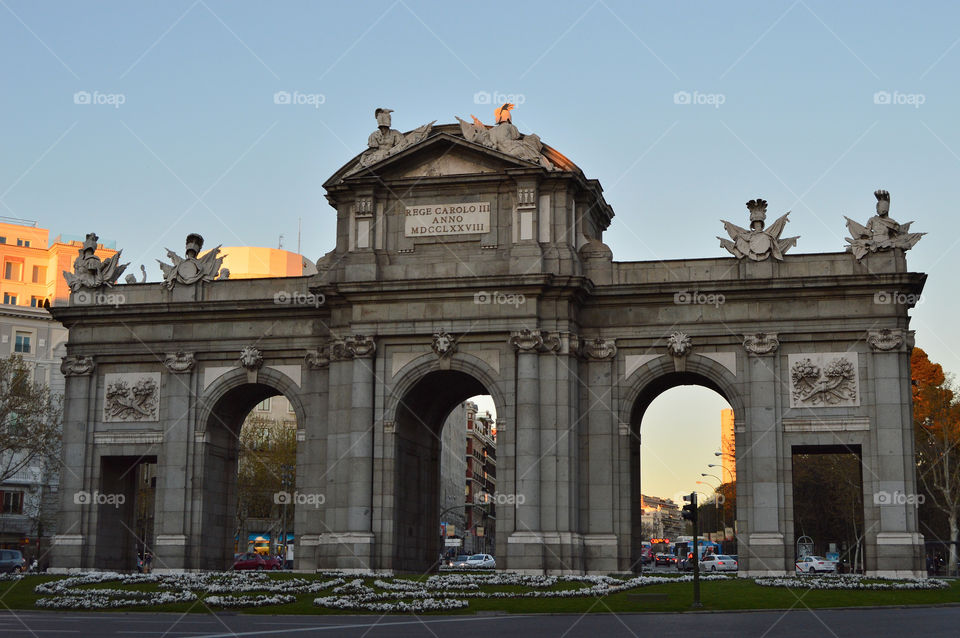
(2, 607), (959, 637)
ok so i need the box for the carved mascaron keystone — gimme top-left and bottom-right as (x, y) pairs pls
(61, 355), (96, 377)
(867, 328), (905, 352)
(580, 337), (618, 361)
(304, 347), (330, 369)
(666, 332), (693, 358)
(239, 346), (264, 371)
(743, 333), (780, 355)
(431, 330), (456, 358)
(164, 351), (196, 373)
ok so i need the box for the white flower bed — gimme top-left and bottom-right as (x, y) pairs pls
(24, 568), (730, 612)
(203, 593), (296, 608)
(755, 575), (949, 590)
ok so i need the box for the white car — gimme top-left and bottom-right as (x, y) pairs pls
(796, 555), (838, 574)
(465, 553), (495, 569)
(699, 554), (738, 572)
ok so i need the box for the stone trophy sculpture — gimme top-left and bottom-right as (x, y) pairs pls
(844, 190), (924, 261)
(351, 108), (434, 171)
(456, 103), (554, 170)
(63, 232), (129, 292)
(718, 199), (798, 261)
(157, 233), (226, 290)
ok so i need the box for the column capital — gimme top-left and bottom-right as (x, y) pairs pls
(164, 351), (196, 374)
(61, 355), (95, 377)
(867, 328), (905, 352)
(743, 332), (780, 356)
(579, 337), (617, 361)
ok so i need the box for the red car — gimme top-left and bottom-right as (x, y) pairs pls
(232, 552), (282, 570)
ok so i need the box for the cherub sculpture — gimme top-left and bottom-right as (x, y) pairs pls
(844, 190), (924, 261)
(718, 199), (798, 261)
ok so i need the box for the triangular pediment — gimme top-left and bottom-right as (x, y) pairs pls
(325, 131), (544, 187)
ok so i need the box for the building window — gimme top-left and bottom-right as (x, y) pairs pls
(30, 296), (44, 308)
(16, 239), (23, 246)
(256, 398), (271, 412)
(0, 236), (5, 244)
(4, 261), (22, 281)
(3, 293), (17, 305)
(14, 331), (31, 354)
(31, 265), (46, 283)
(23, 240), (30, 247)
(1, 490), (24, 514)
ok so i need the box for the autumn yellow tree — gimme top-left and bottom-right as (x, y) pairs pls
(912, 348), (960, 573)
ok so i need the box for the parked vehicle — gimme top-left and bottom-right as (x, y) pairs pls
(232, 552), (282, 570)
(700, 554), (738, 572)
(795, 555), (838, 574)
(0, 549), (25, 574)
(465, 553), (495, 569)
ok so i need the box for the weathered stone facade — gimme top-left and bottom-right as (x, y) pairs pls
(49, 118), (926, 576)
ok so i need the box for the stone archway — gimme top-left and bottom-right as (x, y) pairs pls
(620, 355), (744, 572)
(189, 368), (307, 570)
(378, 355), (509, 573)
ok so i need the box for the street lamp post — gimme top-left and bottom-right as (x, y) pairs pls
(280, 464), (294, 565)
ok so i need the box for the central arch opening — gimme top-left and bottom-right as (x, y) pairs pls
(629, 371), (736, 572)
(200, 381), (300, 571)
(393, 370), (496, 573)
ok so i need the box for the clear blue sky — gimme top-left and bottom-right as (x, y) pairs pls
(3, 1), (957, 499)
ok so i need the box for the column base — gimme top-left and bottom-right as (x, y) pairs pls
(506, 531), (587, 573)
(316, 532), (375, 571)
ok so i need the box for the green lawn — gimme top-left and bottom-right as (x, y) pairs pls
(2, 573), (959, 615)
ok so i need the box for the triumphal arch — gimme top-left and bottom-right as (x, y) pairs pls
(50, 105), (926, 576)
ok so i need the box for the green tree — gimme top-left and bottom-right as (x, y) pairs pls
(0, 356), (62, 484)
(235, 414), (297, 550)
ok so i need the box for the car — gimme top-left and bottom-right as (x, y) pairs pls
(465, 553), (495, 569)
(677, 553), (695, 571)
(795, 555), (838, 574)
(700, 554), (738, 572)
(446, 554), (470, 568)
(232, 552), (282, 570)
(654, 553), (675, 566)
(0, 549), (25, 574)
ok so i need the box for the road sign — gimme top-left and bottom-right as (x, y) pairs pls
(444, 538), (462, 547)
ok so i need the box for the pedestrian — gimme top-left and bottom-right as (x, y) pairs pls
(143, 550), (153, 574)
(136, 552), (144, 573)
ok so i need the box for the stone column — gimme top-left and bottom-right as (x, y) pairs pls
(866, 329), (924, 576)
(740, 333), (788, 576)
(507, 329), (544, 571)
(50, 356), (96, 571)
(319, 335), (375, 569)
(297, 347), (330, 571)
(580, 337), (620, 573)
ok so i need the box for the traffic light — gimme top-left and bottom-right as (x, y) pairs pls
(681, 492), (698, 523)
